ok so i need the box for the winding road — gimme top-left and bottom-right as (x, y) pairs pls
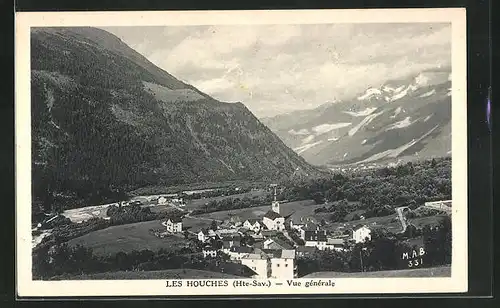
(395, 206), (409, 233)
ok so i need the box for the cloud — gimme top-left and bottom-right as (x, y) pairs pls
(103, 23), (451, 117)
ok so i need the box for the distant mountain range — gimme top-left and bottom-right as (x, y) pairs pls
(261, 68), (452, 167)
(31, 27), (321, 209)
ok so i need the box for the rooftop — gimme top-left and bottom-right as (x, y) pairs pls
(263, 210), (283, 220)
(296, 246), (316, 253)
(304, 231), (327, 242)
(302, 222), (319, 231)
(229, 246), (253, 254)
(353, 224), (369, 231)
(262, 249), (296, 259)
(267, 237), (294, 250)
(167, 217), (183, 223)
(327, 238), (345, 245)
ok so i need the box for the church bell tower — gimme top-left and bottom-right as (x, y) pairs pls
(270, 184), (280, 214)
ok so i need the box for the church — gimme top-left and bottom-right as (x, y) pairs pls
(261, 185), (285, 231)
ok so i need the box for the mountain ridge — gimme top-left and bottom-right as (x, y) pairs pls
(31, 27), (321, 211)
(261, 68), (452, 167)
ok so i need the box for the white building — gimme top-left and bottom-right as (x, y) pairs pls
(269, 249), (296, 279)
(165, 218), (183, 233)
(352, 225), (371, 243)
(202, 247), (217, 258)
(240, 250), (270, 279)
(243, 219), (262, 233)
(197, 229), (217, 243)
(263, 238), (293, 250)
(300, 222), (321, 240)
(262, 210), (285, 231)
(304, 231), (328, 250)
(216, 228), (239, 237)
(226, 246), (253, 261)
(157, 196), (167, 205)
(325, 238), (346, 251)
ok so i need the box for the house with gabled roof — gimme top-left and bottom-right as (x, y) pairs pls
(303, 229), (328, 250)
(262, 210), (285, 231)
(164, 217), (183, 233)
(226, 246), (254, 261)
(263, 249), (296, 279)
(263, 237), (294, 250)
(300, 222), (321, 240)
(240, 249), (270, 279)
(243, 219), (262, 233)
(296, 246), (316, 257)
(352, 224), (371, 243)
(221, 234), (241, 252)
(326, 238), (346, 251)
(202, 245), (218, 258)
(197, 228), (217, 243)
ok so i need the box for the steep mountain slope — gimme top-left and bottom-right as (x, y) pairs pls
(31, 27), (319, 210)
(262, 68), (452, 167)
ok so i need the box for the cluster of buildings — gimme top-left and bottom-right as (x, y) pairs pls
(190, 186), (373, 279)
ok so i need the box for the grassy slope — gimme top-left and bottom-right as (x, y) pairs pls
(66, 219), (186, 256)
(303, 266), (451, 278)
(51, 268), (241, 280)
(196, 199), (318, 222)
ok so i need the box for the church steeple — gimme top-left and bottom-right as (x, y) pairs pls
(270, 184), (280, 214)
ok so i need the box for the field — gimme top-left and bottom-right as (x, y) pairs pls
(195, 199), (320, 222)
(322, 212), (447, 234)
(303, 266), (451, 278)
(51, 269), (241, 280)
(62, 203), (116, 223)
(129, 180), (268, 196)
(182, 189), (266, 211)
(66, 220), (184, 256)
(324, 214), (402, 233)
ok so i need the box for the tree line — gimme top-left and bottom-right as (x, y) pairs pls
(296, 216), (451, 276)
(279, 158), (451, 222)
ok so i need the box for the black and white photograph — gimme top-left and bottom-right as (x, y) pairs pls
(16, 9), (467, 296)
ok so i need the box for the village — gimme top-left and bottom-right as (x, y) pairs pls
(156, 185), (375, 279)
(32, 176), (452, 280)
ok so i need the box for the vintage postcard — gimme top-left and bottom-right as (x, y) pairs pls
(15, 9), (467, 297)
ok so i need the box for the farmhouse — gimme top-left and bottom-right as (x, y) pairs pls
(263, 237), (294, 250)
(165, 217), (183, 233)
(262, 210), (285, 231)
(326, 238), (346, 251)
(198, 229), (217, 243)
(300, 222), (322, 240)
(289, 219), (305, 231)
(243, 219), (262, 233)
(352, 224), (372, 243)
(216, 228), (239, 237)
(202, 246), (217, 258)
(304, 230), (328, 250)
(296, 246), (316, 257)
(221, 234), (241, 251)
(226, 246), (253, 261)
(157, 196), (167, 205)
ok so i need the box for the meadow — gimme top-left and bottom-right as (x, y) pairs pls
(66, 219), (198, 257)
(302, 265), (451, 278)
(195, 199), (319, 222)
(51, 269), (241, 280)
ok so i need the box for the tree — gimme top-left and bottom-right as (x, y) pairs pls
(210, 220), (218, 231)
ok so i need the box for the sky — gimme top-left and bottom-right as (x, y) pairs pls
(103, 23), (451, 118)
